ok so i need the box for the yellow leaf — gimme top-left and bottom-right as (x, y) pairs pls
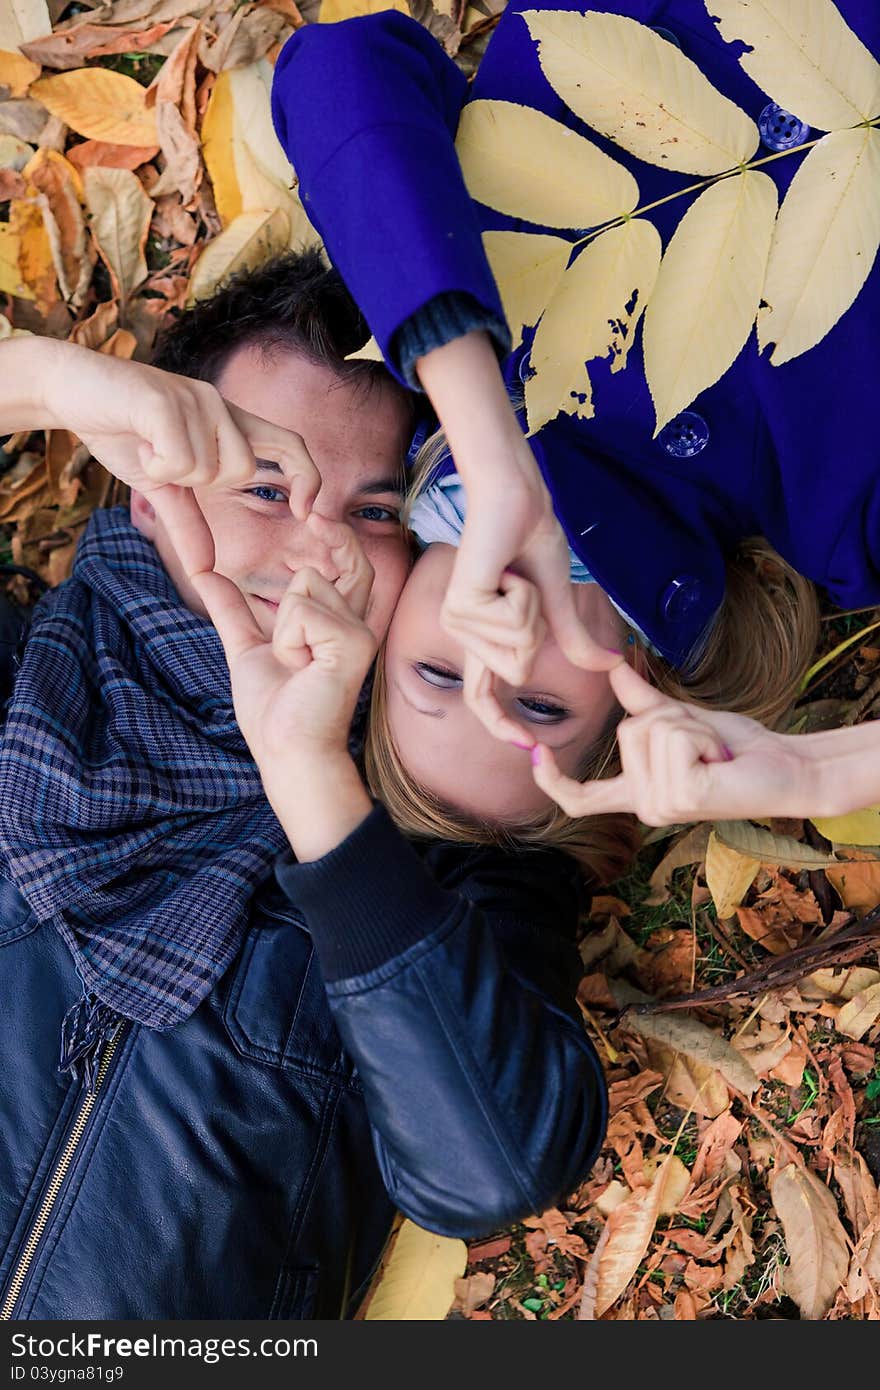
(804, 965), (880, 1001)
(0, 0), (50, 50)
(482, 231), (571, 339)
(704, 828), (761, 919)
(455, 100), (638, 228)
(525, 219), (661, 435)
(31, 70), (158, 148)
(9, 191), (56, 311)
(345, 335), (384, 363)
(770, 1163), (849, 1319)
(837, 981), (880, 1041)
(364, 1219), (466, 1320)
(758, 126), (880, 366)
(522, 9), (758, 175)
(188, 208), (291, 304)
(201, 69), (241, 226)
(83, 166), (153, 306)
(644, 170), (777, 433)
(708, 0), (880, 131)
(813, 805), (880, 847)
(825, 859), (880, 914)
(0, 224), (32, 299)
(643, 1153), (692, 1217)
(0, 49), (40, 97)
(625, 1008), (760, 1098)
(319, 0), (408, 20)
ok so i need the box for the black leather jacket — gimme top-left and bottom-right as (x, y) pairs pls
(0, 596), (607, 1320)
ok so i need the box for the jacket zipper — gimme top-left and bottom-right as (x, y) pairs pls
(0, 1024), (127, 1320)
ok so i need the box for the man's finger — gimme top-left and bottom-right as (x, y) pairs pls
(150, 484), (215, 579)
(531, 743), (633, 816)
(306, 514), (374, 620)
(192, 570), (265, 664)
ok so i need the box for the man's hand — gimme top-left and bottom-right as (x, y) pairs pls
(531, 662), (814, 826)
(13, 338), (320, 519)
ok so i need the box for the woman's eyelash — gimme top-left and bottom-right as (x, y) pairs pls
(516, 696), (570, 724)
(355, 504), (400, 522)
(414, 662), (461, 689)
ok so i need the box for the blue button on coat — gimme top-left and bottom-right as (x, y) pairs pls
(271, 0), (880, 666)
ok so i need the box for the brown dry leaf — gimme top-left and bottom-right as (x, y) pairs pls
(452, 1271), (495, 1316)
(736, 905), (802, 957)
(803, 966), (880, 1002)
(836, 981), (880, 1041)
(643, 1154), (691, 1217)
(67, 141), (159, 173)
(641, 927), (695, 997)
(23, 147), (91, 306)
(826, 855), (880, 914)
(151, 99), (201, 202)
(623, 1009), (760, 1098)
(32, 70), (158, 146)
(583, 1185), (663, 1317)
(691, 1112), (742, 1186)
(83, 165), (153, 306)
(644, 824), (710, 905)
(0, 96), (48, 143)
(834, 1153), (879, 1240)
(0, 0), (50, 51)
(0, 49), (42, 97)
(768, 1039), (807, 1088)
(705, 829), (760, 919)
(644, 1040), (731, 1119)
(200, 5), (291, 73)
(771, 1164), (849, 1319)
(715, 820), (840, 868)
(522, 1208), (588, 1261)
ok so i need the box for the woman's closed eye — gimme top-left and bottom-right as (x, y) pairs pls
(415, 663), (570, 723)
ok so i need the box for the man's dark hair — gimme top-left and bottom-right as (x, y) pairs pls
(151, 248), (401, 404)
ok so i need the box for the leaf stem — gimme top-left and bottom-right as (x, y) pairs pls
(571, 115), (880, 251)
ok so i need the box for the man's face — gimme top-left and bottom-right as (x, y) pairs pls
(139, 342), (413, 642)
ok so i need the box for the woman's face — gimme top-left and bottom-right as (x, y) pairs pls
(383, 544), (623, 823)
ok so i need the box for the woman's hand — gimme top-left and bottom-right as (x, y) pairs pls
(531, 662), (814, 826)
(3, 337), (320, 518)
(415, 332), (620, 686)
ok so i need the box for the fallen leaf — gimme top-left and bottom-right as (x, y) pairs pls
(452, 1270), (495, 1315)
(456, 98), (637, 228)
(836, 981), (880, 1041)
(83, 165), (153, 306)
(363, 1219), (466, 1320)
(523, 9), (758, 175)
(525, 220), (661, 434)
(0, 49), (41, 97)
(187, 206), (290, 303)
(814, 806), (880, 848)
(0, 0), (50, 51)
(758, 127), (880, 366)
(825, 855), (880, 914)
(584, 1185), (663, 1317)
(708, 0), (880, 131)
(715, 819), (840, 867)
(67, 141), (159, 173)
(32, 69), (158, 147)
(644, 824), (711, 905)
(624, 1009), (760, 1097)
(770, 1164), (849, 1320)
(704, 829), (761, 919)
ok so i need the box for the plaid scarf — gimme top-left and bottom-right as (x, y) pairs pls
(0, 507), (292, 1035)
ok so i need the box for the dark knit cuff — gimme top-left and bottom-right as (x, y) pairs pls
(391, 290), (512, 390)
(274, 803), (460, 983)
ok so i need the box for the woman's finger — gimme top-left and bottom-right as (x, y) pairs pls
(531, 743), (634, 816)
(463, 653), (536, 747)
(230, 404), (320, 520)
(521, 529), (621, 674)
(608, 661), (676, 717)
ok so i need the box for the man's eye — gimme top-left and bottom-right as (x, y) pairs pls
(516, 696), (570, 725)
(245, 485), (286, 503)
(354, 504), (401, 523)
(414, 662), (461, 690)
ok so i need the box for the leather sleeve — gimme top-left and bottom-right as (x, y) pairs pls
(275, 805), (607, 1238)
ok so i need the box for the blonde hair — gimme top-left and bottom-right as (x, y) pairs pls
(365, 430), (818, 886)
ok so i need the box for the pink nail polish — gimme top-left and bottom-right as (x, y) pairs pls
(512, 740), (533, 751)
(531, 747), (542, 767)
(723, 745), (734, 762)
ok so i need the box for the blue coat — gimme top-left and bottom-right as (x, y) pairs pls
(272, 1), (880, 665)
(0, 783), (606, 1317)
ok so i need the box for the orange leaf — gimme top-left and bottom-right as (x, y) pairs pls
(0, 49), (41, 97)
(67, 142), (159, 173)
